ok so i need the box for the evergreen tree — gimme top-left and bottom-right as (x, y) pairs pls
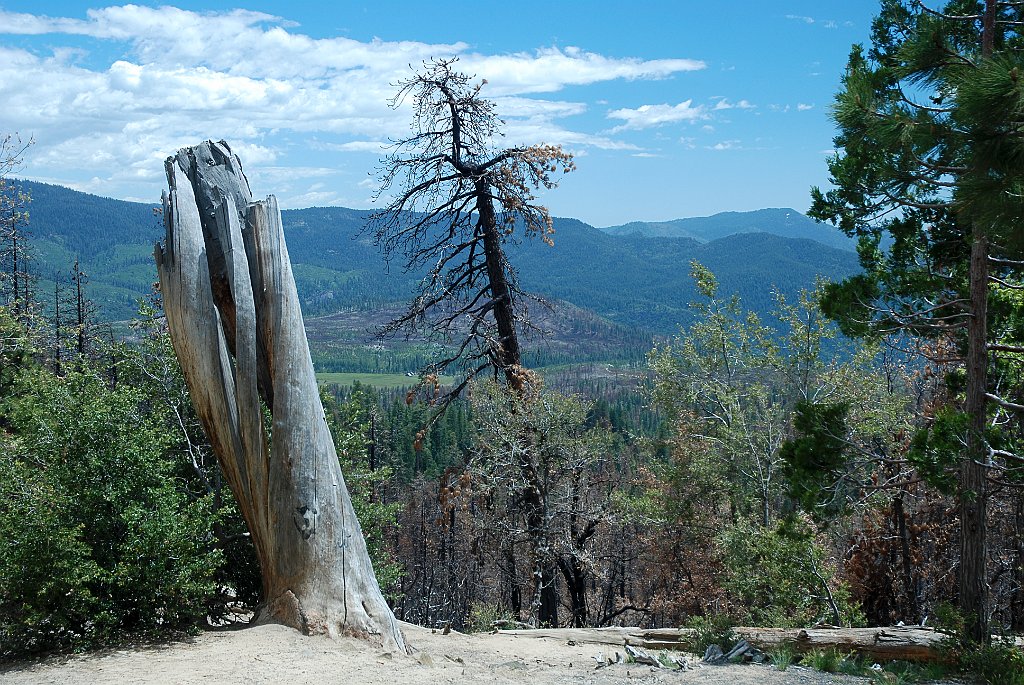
(810, 0), (1024, 641)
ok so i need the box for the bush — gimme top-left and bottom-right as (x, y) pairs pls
(768, 643), (796, 670)
(801, 647), (846, 673)
(683, 614), (737, 655)
(0, 369), (222, 657)
(466, 602), (513, 633)
(718, 517), (863, 628)
(960, 639), (1024, 685)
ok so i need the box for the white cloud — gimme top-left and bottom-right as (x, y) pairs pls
(469, 47), (704, 95)
(493, 97), (588, 119)
(317, 141), (389, 153)
(785, 14), (841, 29)
(504, 120), (641, 151)
(0, 5), (705, 205)
(797, 103), (815, 111)
(708, 140), (742, 151)
(607, 100), (706, 132)
(713, 98), (755, 111)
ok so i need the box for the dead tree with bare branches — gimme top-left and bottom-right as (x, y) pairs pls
(370, 58), (575, 401)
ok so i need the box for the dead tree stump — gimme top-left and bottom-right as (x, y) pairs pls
(155, 140), (406, 652)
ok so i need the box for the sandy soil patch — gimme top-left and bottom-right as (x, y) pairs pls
(0, 622), (952, 685)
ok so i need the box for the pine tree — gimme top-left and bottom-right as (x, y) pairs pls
(810, 0), (1024, 642)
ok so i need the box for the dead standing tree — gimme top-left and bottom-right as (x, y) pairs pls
(155, 141), (406, 651)
(371, 59), (575, 627)
(371, 58), (575, 399)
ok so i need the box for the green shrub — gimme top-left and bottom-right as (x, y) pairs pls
(466, 602), (513, 633)
(801, 647), (846, 673)
(768, 643), (796, 670)
(683, 614), (737, 654)
(0, 369), (222, 657)
(932, 603), (1024, 684)
(718, 517), (864, 628)
(960, 639), (1024, 685)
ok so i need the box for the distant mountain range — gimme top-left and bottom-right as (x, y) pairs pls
(600, 207), (856, 252)
(11, 180), (860, 363)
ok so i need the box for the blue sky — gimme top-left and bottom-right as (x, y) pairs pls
(0, 2), (880, 226)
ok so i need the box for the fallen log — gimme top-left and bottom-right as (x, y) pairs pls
(497, 626), (694, 650)
(497, 625), (1023, 663)
(738, 626), (945, 662)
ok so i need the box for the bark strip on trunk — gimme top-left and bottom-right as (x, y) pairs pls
(155, 140), (406, 652)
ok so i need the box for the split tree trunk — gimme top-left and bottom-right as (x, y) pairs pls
(155, 140), (406, 652)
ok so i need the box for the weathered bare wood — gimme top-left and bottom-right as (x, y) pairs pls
(498, 625), (1024, 662)
(738, 626), (946, 662)
(155, 140), (406, 652)
(499, 626), (695, 650)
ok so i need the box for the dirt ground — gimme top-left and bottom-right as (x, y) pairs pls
(0, 622), (958, 685)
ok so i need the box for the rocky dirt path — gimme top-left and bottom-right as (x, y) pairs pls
(0, 622), (957, 685)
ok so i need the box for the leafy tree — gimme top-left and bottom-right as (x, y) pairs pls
(649, 262), (818, 527)
(469, 380), (615, 627)
(651, 264), (900, 626)
(370, 58), (575, 400)
(719, 517), (864, 628)
(809, 0), (1024, 641)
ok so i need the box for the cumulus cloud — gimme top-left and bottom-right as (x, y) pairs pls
(713, 98), (755, 111)
(0, 5), (707, 207)
(607, 101), (707, 132)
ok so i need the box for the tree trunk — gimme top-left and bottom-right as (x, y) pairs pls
(960, 0), (997, 644)
(538, 565), (560, 627)
(893, 490), (921, 624)
(1012, 494), (1024, 632)
(475, 180), (522, 384)
(961, 224), (989, 643)
(559, 555), (588, 628)
(155, 140), (407, 651)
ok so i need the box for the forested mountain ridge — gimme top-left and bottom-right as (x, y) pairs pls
(601, 207), (857, 252)
(13, 179), (860, 339)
